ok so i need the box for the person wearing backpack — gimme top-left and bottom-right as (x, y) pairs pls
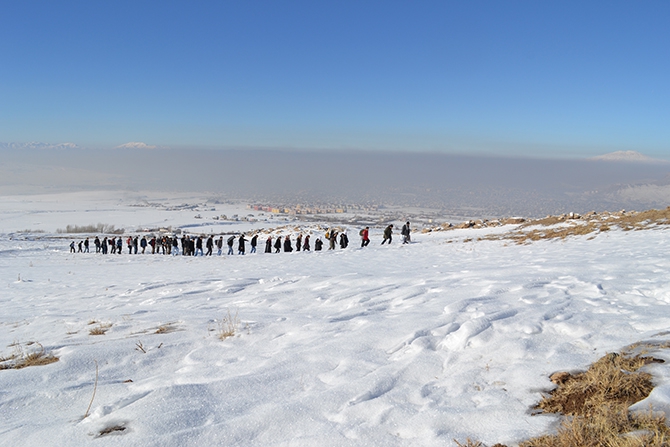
(250, 234), (258, 253)
(227, 235), (235, 255)
(360, 227), (370, 247)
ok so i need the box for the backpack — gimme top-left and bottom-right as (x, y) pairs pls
(227, 236), (235, 246)
(359, 229), (365, 236)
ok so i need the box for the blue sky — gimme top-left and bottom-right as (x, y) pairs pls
(1, 1), (668, 158)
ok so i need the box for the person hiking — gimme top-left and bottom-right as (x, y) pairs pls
(206, 235), (214, 256)
(265, 236), (273, 253)
(172, 236), (179, 255)
(133, 236), (139, 254)
(227, 235), (235, 255)
(250, 234), (258, 253)
(195, 236), (204, 256)
(328, 230), (338, 250)
(339, 232), (348, 249)
(181, 235), (188, 256)
(314, 238), (323, 251)
(381, 224), (393, 245)
(238, 234), (247, 255)
(303, 235), (310, 251)
(284, 235), (293, 252)
(78, 240), (83, 252)
(94, 236), (101, 253)
(360, 227), (370, 247)
(84, 238), (90, 253)
(101, 237), (108, 254)
(116, 237), (123, 254)
(216, 236), (223, 255)
(274, 236), (282, 253)
(401, 221), (411, 244)
(296, 234), (302, 252)
(70, 241), (76, 253)
(127, 236), (133, 254)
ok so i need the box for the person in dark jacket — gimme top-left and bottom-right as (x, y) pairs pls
(227, 235), (235, 255)
(238, 234), (247, 255)
(265, 236), (273, 253)
(339, 232), (348, 249)
(181, 235), (187, 255)
(296, 234), (302, 252)
(381, 224), (393, 245)
(206, 235), (214, 256)
(116, 237), (123, 254)
(401, 221), (411, 244)
(283, 235), (293, 252)
(195, 236), (204, 256)
(328, 230), (337, 250)
(94, 236), (101, 253)
(274, 236), (282, 253)
(314, 238), (323, 251)
(216, 236), (223, 255)
(303, 235), (310, 251)
(250, 234), (258, 253)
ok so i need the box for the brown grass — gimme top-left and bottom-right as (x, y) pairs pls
(154, 322), (179, 334)
(520, 351), (669, 447)
(477, 206), (670, 245)
(0, 342), (59, 370)
(89, 322), (112, 335)
(218, 309), (240, 340)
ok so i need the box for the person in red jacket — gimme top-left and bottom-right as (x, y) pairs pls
(360, 227), (370, 248)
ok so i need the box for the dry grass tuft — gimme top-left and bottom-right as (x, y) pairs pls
(520, 351), (670, 447)
(0, 342), (59, 370)
(89, 323), (112, 336)
(537, 352), (657, 416)
(154, 322), (179, 334)
(454, 439), (484, 447)
(218, 309), (240, 340)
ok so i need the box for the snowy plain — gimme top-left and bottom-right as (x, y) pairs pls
(3, 191), (670, 446)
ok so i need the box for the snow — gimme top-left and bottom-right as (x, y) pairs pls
(2, 191), (670, 446)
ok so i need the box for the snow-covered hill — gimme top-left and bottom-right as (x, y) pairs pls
(2, 192), (670, 446)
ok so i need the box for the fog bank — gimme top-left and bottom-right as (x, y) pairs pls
(1, 147), (669, 218)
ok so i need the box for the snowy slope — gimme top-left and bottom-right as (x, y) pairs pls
(2, 193), (670, 446)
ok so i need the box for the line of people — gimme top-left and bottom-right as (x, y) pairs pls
(69, 222), (411, 255)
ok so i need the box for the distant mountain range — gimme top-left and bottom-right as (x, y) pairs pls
(590, 151), (667, 163)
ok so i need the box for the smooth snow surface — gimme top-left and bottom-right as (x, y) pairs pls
(2, 192), (670, 446)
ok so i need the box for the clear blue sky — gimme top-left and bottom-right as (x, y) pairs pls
(1, 1), (668, 158)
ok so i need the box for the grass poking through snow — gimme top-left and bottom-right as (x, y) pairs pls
(0, 342), (59, 370)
